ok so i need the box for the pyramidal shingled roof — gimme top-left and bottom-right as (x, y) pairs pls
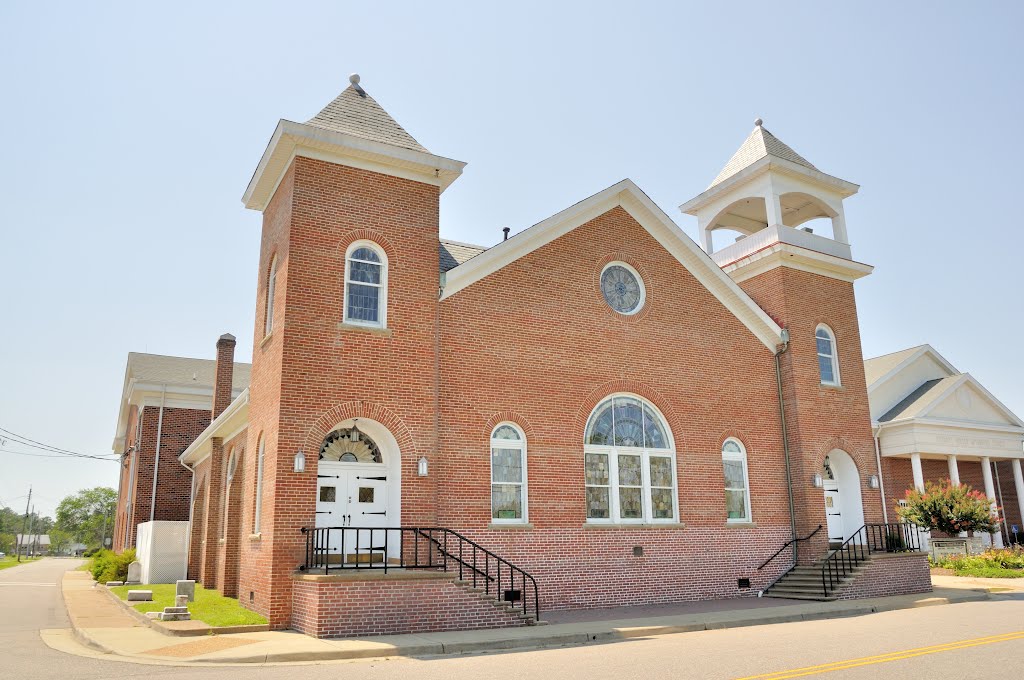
(708, 121), (818, 189)
(305, 80), (429, 154)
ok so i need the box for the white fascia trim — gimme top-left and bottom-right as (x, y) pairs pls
(441, 178), (784, 351)
(680, 156), (860, 215)
(243, 119), (467, 211)
(179, 389), (250, 465)
(721, 242), (874, 284)
(910, 373), (1024, 429)
(865, 345), (959, 392)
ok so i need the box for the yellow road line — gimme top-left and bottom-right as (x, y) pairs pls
(734, 630), (1024, 680)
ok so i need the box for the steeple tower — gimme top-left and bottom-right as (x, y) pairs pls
(680, 119), (870, 284)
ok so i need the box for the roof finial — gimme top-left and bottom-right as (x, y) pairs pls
(754, 117), (763, 127)
(349, 73), (365, 96)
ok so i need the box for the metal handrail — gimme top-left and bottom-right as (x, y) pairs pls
(300, 526), (541, 622)
(758, 524), (823, 571)
(819, 522), (922, 596)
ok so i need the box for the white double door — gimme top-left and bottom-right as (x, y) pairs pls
(316, 463), (390, 563)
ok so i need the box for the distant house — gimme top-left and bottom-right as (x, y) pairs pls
(16, 534), (51, 555)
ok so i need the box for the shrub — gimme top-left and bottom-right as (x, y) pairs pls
(83, 547), (100, 558)
(88, 548), (136, 582)
(897, 480), (1000, 536)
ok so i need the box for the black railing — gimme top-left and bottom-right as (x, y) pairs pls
(758, 524), (823, 571)
(300, 526), (540, 622)
(820, 522), (922, 597)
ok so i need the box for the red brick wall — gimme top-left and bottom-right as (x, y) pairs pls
(119, 405), (210, 549)
(837, 552), (931, 599)
(739, 267), (883, 561)
(215, 428), (248, 597)
(113, 405), (140, 552)
(995, 460), (1022, 540)
(290, 575), (526, 637)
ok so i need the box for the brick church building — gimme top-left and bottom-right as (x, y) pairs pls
(110, 75), (1024, 637)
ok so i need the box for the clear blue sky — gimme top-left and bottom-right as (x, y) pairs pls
(1, 2), (1022, 518)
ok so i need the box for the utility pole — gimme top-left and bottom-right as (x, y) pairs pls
(18, 486), (31, 563)
(26, 505), (36, 557)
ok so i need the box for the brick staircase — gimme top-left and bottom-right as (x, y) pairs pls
(764, 546), (871, 601)
(453, 579), (547, 626)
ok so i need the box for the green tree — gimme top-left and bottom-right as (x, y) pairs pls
(49, 528), (73, 555)
(897, 481), (1000, 535)
(55, 487), (117, 548)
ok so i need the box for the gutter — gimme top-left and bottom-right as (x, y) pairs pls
(873, 428), (889, 524)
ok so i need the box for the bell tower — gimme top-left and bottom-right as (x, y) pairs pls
(681, 121), (882, 561)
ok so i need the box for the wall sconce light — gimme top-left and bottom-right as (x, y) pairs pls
(868, 475), (880, 489)
(418, 456), (429, 477)
(812, 473), (824, 488)
(294, 449), (306, 473)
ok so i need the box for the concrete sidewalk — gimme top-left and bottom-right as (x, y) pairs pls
(56, 571), (996, 666)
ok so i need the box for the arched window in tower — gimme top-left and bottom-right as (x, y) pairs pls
(815, 325), (840, 386)
(584, 394), (676, 523)
(344, 241), (387, 327)
(491, 423), (527, 523)
(265, 256), (278, 337)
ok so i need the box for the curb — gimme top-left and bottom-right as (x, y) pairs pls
(60, 584), (993, 665)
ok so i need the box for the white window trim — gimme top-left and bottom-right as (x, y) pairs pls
(815, 324), (841, 386)
(490, 422), (528, 524)
(253, 437), (265, 534)
(264, 255), (277, 337)
(584, 393), (678, 525)
(343, 240), (388, 328)
(722, 438), (752, 523)
(600, 261), (646, 316)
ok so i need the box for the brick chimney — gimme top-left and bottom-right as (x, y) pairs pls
(212, 333), (236, 419)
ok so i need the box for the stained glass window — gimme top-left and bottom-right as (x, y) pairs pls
(722, 439), (751, 522)
(816, 326), (840, 386)
(491, 424), (527, 522)
(345, 243), (386, 326)
(600, 263), (644, 314)
(583, 395), (676, 523)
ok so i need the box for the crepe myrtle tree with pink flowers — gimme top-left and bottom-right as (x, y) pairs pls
(897, 480), (1001, 536)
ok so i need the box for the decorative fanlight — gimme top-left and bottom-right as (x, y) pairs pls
(319, 425), (382, 463)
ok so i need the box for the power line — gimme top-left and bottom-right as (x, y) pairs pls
(0, 426), (120, 460)
(0, 444), (120, 462)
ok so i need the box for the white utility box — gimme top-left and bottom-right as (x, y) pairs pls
(135, 520), (189, 584)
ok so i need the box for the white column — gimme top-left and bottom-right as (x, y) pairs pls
(765, 192), (783, 228)
(1007, 458), (1024, 544)
(830, 206), (849, 244)
(947, 455), (961, 486)
(910, 453), (925, 492)
(981, 457), (1004, 548)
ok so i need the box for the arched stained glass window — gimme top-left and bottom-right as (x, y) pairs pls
(584, 395), (676, 523)
(816, 325), (840, 386)
(344, 242), (387, 327)
(491, 423), (527, 523)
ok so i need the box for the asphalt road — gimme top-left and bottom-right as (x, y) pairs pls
(5, 558), (1023, 679)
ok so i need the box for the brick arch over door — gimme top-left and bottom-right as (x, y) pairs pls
(301, 401), (420, 463)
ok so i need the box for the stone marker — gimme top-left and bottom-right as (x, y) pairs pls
(127, 589), (153, 601)
(126, 561), (142, 584)
(159, 605), (191, 621)
(175, 594), (188, 608)
(175, 579), (196, 602)
(105, 581), (124, 587)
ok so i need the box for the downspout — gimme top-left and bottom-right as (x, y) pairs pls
(873, 430), (889, 524)
(149, 385), (167, 522)
(773, 329), (798, 562)
(179, 454), (196, 580)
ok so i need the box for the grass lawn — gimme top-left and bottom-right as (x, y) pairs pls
(109, 583), (267, 627)
(944, 566), (1024, 578)
(0, 556), (39, 570)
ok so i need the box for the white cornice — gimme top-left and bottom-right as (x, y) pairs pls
(720, 242), (874, 284)
(440, 179), (785, 352)
(180, 389), (250, 465)
(243, 120), (467, 211)
(680, 156), (859, 215)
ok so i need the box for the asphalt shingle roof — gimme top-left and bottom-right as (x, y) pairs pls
(709, 123), (818, 188)
(306, 85), (429, 153)
(877, 376), (961, 423)
(440, 239), (487, 273)
(126, 353), (251, 391)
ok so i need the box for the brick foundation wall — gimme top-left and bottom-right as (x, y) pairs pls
(837, 552), (932, 599)
(291, 574), (526, 638)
